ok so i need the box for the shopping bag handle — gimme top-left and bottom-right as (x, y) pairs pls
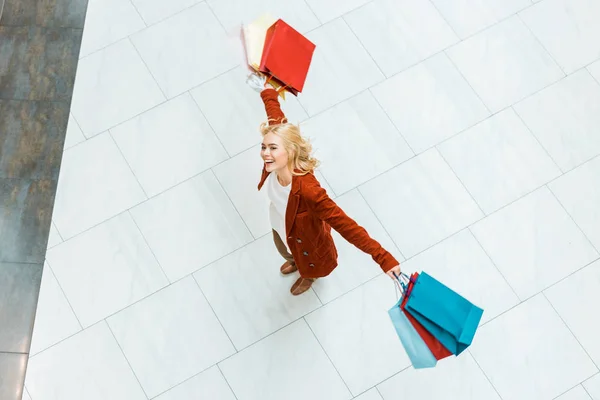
(392, 271), (410, 298)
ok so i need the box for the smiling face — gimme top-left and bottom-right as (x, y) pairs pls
(261, 132), (290, 173)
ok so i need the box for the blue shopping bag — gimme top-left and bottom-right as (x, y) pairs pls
(388, 282), (437, 369)
(404, 271), (484, 355)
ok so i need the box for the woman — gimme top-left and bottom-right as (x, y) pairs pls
(256, 80), (401, 296)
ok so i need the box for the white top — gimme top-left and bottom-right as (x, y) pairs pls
(266, 172), (292, 253)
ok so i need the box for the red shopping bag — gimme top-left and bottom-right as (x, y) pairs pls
(259, 19), (316, 95)
(401, 272), (453, 360)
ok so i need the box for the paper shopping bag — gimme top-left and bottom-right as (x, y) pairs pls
(241, 15), (287, 99)
(401, 272), (453, 361)
(388, 297), (437, 369)
(259, 19), (316, 95)
(243, 13), (277, 71)
(405, 271), (484, 355)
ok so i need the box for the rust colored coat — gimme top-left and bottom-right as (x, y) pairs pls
(258, 89), (399, 279)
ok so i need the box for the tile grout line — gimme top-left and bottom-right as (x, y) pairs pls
(107, 130), (150, 200)
(66, 61), (240, 150)
(341, 16), (387, 80)
(435, 147), (486, 216)
(188, 90), (232, 158)
(443, 50), (492, 114)
(367, 87), (416, 155)
(475, 256), (600, 331)
(467, 349), (505, 400)
(551, 384), (590, 400)
(301, 0), (323, 25)
(356, 188), (406, 261)
(516, 12), (567, 77)
(127, 37), (169, 101)
(303, 317), (354, 397)
(512, 106), (564, 173)
(582, 379), (595, 399)
(216, 363), (240, 400)
(105, 321), (151, 400)
(203, 0), (228, 34)
(127, 210), (172, 284)
(191, 274), (239, 353)
(41, 262), (85, 332)
(546, 186), (600, 255)
(542, 292), (600, 373)
(467, 227), (523, 303)
(209, 168), (256, 240)
(127, 0), (148, 27)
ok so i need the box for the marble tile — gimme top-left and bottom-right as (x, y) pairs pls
(154, 366), (236, 400)
(219, 319), (351, 400)
(438, 108), (560, 213)
(130, 170), (253, 281)
(305, 0), (371, 23)
(0, 100), (68, 180)
(0, 0), (87, 28)
(354, 389), (383, 400)
(545, 260), (600, 366)
(78, 0), (145, 57)
(0, 352), (28, 400)
(130, 3), (239, 99)
(557, 385), (593, 400)
(195, 235), (321, 349)
(584, 374), (600, 400)
(519, 0), (600, 74)
(29, 263), (80, 355)
(70, 39), (165, 138)
(189, 65), (308, 157)
(305, 274), (410, 396)
(46, 222), (62, 248)
(471, 187), (599, 299)
(0, 26), (82, 101)
(0, 179), (55, 263)
(359, 149), (483, 258)
(298, 19), (385, 116)
(377, 352), (501, 400)
(514, 69), (600, 171)
(63, 114), (85, 150)
(52, 133), (146, 239)
(0, 263), (42, 353)
(590, 59), (600, 82)
(469, 295), (598, 400)
(212, 146), (272, 238)
(446, 16), (564, 113)
(206, 0), (320, 34)
(299, 91), (412, 195)
(131, 0), (201, 25)
(311, 189), (403, 304)
(110, 93), (228, 197)
(430, 0), (531, 39)
(344, 0), (458, 77)
(47, 212), (169, 327)
(371, 53), (490, 153)
(401, 229), (519, 323)
(107, 277), (235, 398)
(25, 322), (147, 400)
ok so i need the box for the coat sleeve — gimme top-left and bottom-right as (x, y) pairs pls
(260, 88), (287, 125)
(303, 175), (400, 272)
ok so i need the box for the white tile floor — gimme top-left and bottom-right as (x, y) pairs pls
(26, 0), (600, 399)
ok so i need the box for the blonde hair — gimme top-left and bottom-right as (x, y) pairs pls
(260, 121), (320, 176)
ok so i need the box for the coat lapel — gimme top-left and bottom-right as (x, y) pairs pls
(258, 166), (303, 237)
(285, 174), (301, 237)
(257, 165), (269, 191)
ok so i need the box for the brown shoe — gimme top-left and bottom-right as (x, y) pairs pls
(291, 277), (314, 296)
(280, 261), (298, 275)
